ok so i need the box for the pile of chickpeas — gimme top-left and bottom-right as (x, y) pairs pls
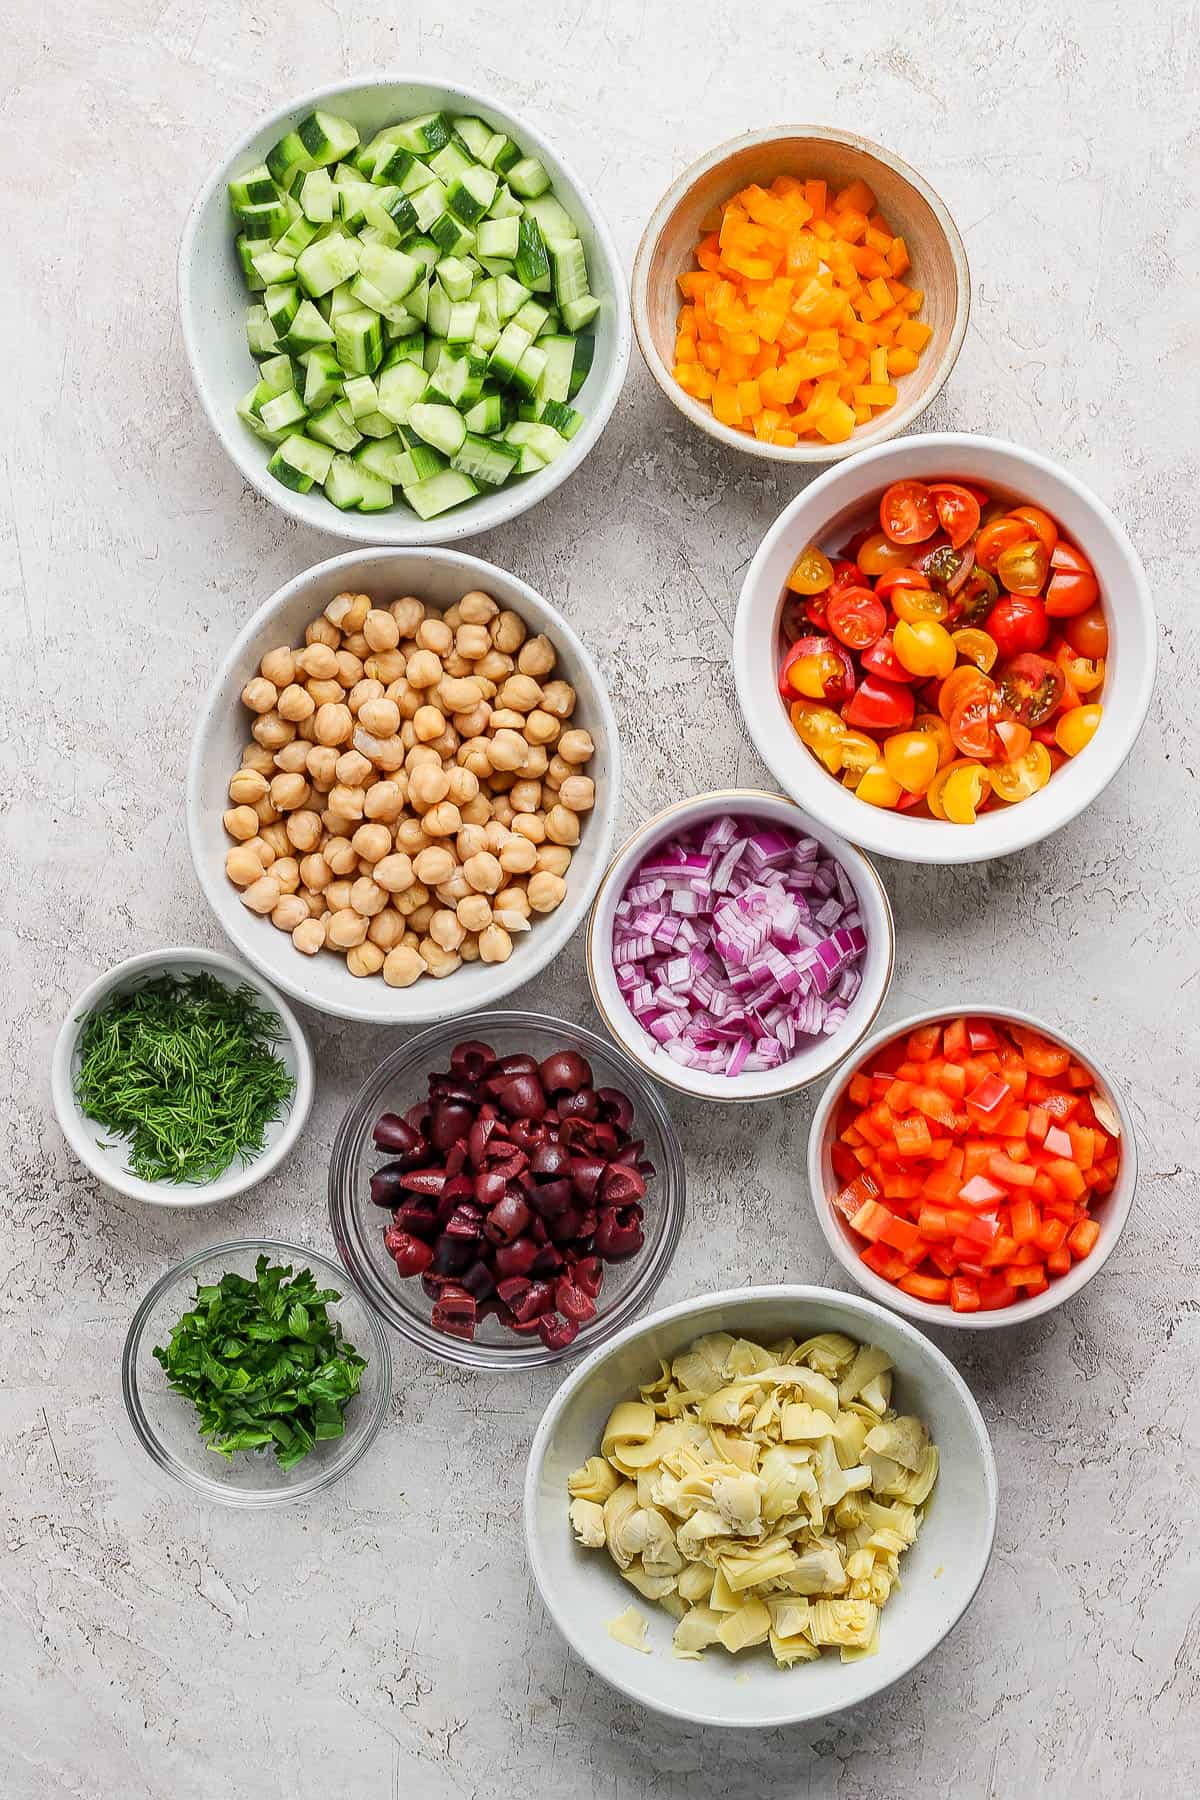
(223, 587), (596, 986)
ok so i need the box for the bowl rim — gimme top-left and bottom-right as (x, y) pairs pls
(327, 1008), (687, 1368)
(185, 545), (622, 1024)
(631, 123), (970, 465)
(178, 70), (632, 545)
(523, 1279), (999, 1727)
(807, 1003), (1139, 1328)
(734, 430), (1159, 863)
(50, 946), (314, 1207)
(121, 1235), (393, 1506)
(585, 787), (895, 1101)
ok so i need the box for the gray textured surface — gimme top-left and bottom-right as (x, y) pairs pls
(3, 4), (1194, 1796)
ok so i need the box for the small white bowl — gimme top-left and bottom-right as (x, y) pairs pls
(51, 947), (313, 1207)
(734, 433), (1158, 863)
(524, 1283), (998, 1728)
(188, 546), (620, 1025)
(586, 790), (893, 1102)
(808, 1005), (1138, 1329)
(179, 74), (630, 545)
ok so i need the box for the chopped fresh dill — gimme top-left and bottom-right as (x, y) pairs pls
(73, 971), (295, 1184)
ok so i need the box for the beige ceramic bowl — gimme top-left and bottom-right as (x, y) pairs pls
(632, 125), (969, 464)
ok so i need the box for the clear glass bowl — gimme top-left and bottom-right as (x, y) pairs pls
(328, 1010), (687, 1369)
(122, 1238), (392, 1506)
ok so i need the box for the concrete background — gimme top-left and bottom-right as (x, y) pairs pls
(2, 2), (1195, 1795)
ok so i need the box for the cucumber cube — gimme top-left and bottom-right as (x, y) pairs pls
(302, 347), (343, 409)
(446, 165), (498, 226)
(343, 375), (380, 420)
(392, 113), (452, 156)
(507, 157), (551, 199)
(264, 282), (301, 334)
(250, 247), (296, 287)
(561, 294), (600, 332)
(245, 305), (279, 357)
(234, 198), (289, 240)
(259, 390), (308, 434)
(307, 403), (362, 452)
(371, 144), (415, 187)
(299, 169), (335, 223)
(296, 110), (360, 166)
(229, 165), (279, 209)
(475, 217), (520, 261)
(408, 403), (467, 456)
(267, 433), (335, 492)
(357, 242), (423, 303)
(265, 130), (314, 193)
(445, 301), (480, 344)
(402, 469), (479, 519)
(377, 361), (426, 425)
(429, 213), (475, 257)
(296, 235), (360, 298)
(334, 308), (384, 375)
(451, 116), (494, 160)
(514, 216), (550, 292)
(324, 454), (366, 510)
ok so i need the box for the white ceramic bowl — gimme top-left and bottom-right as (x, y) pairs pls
(51, 947), (313, 1207)
(808, 1005), (1138, 1329)
(586, 790), (893, 1102)
(187, 547), (621, 1024)
(179, 74), (631, 545)
(524, 1283), (998, 1727)
(734, 433), (1157, 863)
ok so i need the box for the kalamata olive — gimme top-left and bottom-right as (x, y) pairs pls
(496, 1276), (531, 1308)
(460, 1258), (496, 1301)
(369, 1166), (411, 1208)
(571, 1255), (604, 1298)
(467, 1112), (498, 1166)
(610, 1137), (644, 1168)
(557, 1117), (597, 1152)
(509, 1279), (555, 1323)
(372, 1113), (425, 1160)
(421, 1271), (449, 1300)
(441, 1173), (474, 1205)
(443, 1203), (485, 1240)
(397, 1168), (445, 1197)
(530, 1141), (571, 1181)
(432, 1234), (474, 1276)
(591, 1122), (619, 1157)
(484, 1145), (528, 1180)
(505, 1315), (544, 1336)
(601, 1164), (647, 1205)
(593, 1207), (645, 1259)
(530, 1243), (563, 1275)
(527, 1213), (549, 1245)
(431, 1286), (477, 1341)
(383, 1228), (433, 1277)
(558, 1088), (599, 1121)
(404, 1102), (431, 1134)
(484, 1194), (531, 1244)
(596, 1088), (634, 1133)
(538, 1050), (593, 1096)
(484, 1055), (539, 1097)
(508, 1121), (548, 1156)
(569, 1155), (606, 1199)
(450, 1039), (495, 1079)
(556, 1277), (597, 1324)
(429, 1076), (480, 1105)
(493, 1236), (540, 1278)
(574, 1207), (599, 1239)
(393, 1201), (438, 1240)
(473, 1169), (507, 1208)
(538, 1312), (580, 1352)
(496, 1074), (547, 1121)
(430, 1099), (475, 1152)
(546, 1205), (583, 1244)
(527, 1178), (574, 1219)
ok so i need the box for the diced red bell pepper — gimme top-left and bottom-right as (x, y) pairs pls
(906, 1024), (941, 1063)
(894, 1114), (934, 1158)
(1068, 1218), (1100, 1259)
(988, 1151), (1038, 1188)
(897, 1272), (950, 1303)
(959, 1174), (1007, 1209)
(832, 1170), (881, 1220)
(965, 1072), (1011, 1120)
(950, 1276), (981, 1313)
(1043, 1123), (1074, 1158)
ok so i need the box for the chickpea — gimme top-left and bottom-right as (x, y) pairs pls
(269, 772), (309, 812)
(528, 870), (568, 913)
(306, 745), (340, 789)
(441, 653), (473, 680)
(406, 901), (434, 935)
(348, 678), (385, 716)
(365, 908), (404, 951)
(229, 769), (268, 807)
(275, 682), (314, 724)
(393, 818), (431, 856)
(459, 589), (499, 625)
(271, 856), (300, 894)
(295, 714), (318, 745)
(270, 893), (309, 933)
(482, 819), (510, 854)
(498, 673), (542, 713)
(453, 701), (492, 738)
(314, 702), (353, 747)
(499, 834), (538, 874)
(457, 893), (492, 933)
(241, 874), (281, 915)
(362, 652), (405, 689)
(511, 811), (546, 844)
(293, 642), (336, 682)
(422, 801), (461, 838)
(286, 809), (322, 853)
(327, 784), (365, 823)
(388, 594), (423, 634)
(402, 647), (441, 689)
(516, 633), (555, 678)
(406, 762), (449, 812)
(418, 938), (461, 978)
(388, 678), (422, 721)
(442, 603), (464, 630)
(383, 944), (424, 988)
(223, 804), (259, 842)
(348, 606), (393, 654)
(424, 726), (459, 762)
(413, 703), (445, 743)
(241, 676), (277, 714)
(343, 633), (371, 660)
(299, 852), (333, 892)
(459, 934), (480, 963)
(355, 695), (399, 739)
(491, 795), (515, 829)
(300, 887), (327, 918)
(345, 941), (385, 978)
(323, 879), (351, 914)
(454, 623), (491, 662)
(434, 771), (472, 816)
(246, 835), (276, 867)
(535, 843), (572, 877)
(545, 754), (571, 791)
(559, 727), (595, 765)
(306, 679), (346, 710)
(259, 822), (290, 858)
(273, 741), (310, 775)
(327, 907), (369, 948)
(260, 646), (297, 688)
(332, 749), (372, 789)
(476, 649), (513, 682)
(493, 905), (531, 936)
(539, 680), (576, 720)
(455, 822), (487, 861)
(559, 775), (595, 813)
(292, 916), (327, 955)
(495, 882), (531, 915)
(459, 793), (492, 827)
(305, 616), (340, 650)
(547, 803), (583, 846)
(413, 845), (455, 887)
(440, 675), (483, 713)
(226, 843), (266, 887)
(349, 876), (387, 918)
(334, 649), (363, 687)
(354, 729), (405, 772)
(509, 778), (542, 815)
(412, 615), (450, 657)
(241, 742), (276, 777)
(464, 851), (503, 895)
(429, 908), (466, 952)
(477, 923), (513, 964)
(395, 881), (430, 918)
(491, 610), (527, 655)
(252, 711), (295, 750)
(488, 728), (527, 773)
(253, 795), (281, 827)
(489, 708), (526, 733)
(435, 869), (470, 904)
(319, 836), (353, 876)
(524, 709), (560, 747)
(373, 851), (415, 895)
(363, 779), (404, 823)
(326, 592), (371, 633)
(351, 822), (392, 864)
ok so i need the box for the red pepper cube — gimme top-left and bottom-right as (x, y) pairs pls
(965, 1072), (1012, 1122)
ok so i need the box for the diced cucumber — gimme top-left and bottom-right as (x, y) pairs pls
(370, 143), (415, 187)
(336, 178), (376, 228)
(300, 168), (336, 223)
(522, 193), (579, 242)
(436, 256), (476, 302)
(515, 216), (551, 292)
(569, 332), (594, 396)
(324, 453), (367, 510)
(507, 156), (551, 198)
(236, 236), (267, 291)
(475, 217), (520, 261)
(258, 353), (296, 395)
(250, 246), (296, 287)
(484, 135), (521, 175)
(561, 294), (600, 332)
(408, 402), (467, 456)
(539, 399), (583, 439)
(399, 159), (439, 196)
(451, 431), (520, 488)
(377, 360), (426, 425)
(343, 374), (380, 419)
(489, 321), (533, 384)
(392, 113), (451, 156)
(246, 305), (278, 357)
(426, 281), (453, 341)
(280, 298), (336, 353)
(429, 213), (475, 257)
(512, 343), (547, 399)
(357, 241), (423, 302)
(355, 410), (397, 439)
(229, 164), (280, 208)
(354, 465), (396, 511)
(495, 273), (532, 320)
(472, 317), (501, 353)
(428, 140), (476, 184)
(463, 392), (511, 435)
(349, 274), (411, 322)
(296, 110), (360, 166)
(409, 179), (449, 233)
(268, 433), (335, 491)
(510, 442), (547, 475)
(296, 234), (360, 297)
(445, 301), (480, 343)
(445, 165), (498, 225)
(451, 115), (495, 160)
(512, 299), (550, 337)
(505, 419), (567, 463)
(407, 235), (440, 270)
(264, 282), (301, 334)
(488, 183), (525, 219)
(536, 334), (576, 404)
(402, 276), (429, 323)
(370, 192), (418, 241)
(266, 130), (315, 193)
(327, 280), (360, 319)
(334, 307), (384, 374)
(259, 389), (308, 434)
(302, 346), (343, 409)
(307, 402), (362, 451)
(383, 332), (426, 367)
(234, 198), (289, 240)
(237, 388), (286, 443)
(403, 469), (479, 519)
(275, 213), (321, 258)
(547, 236), (589, 308)
(396, 441), (447, 483)
(354, 435), (412, 483)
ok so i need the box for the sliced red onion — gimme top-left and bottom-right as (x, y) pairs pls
(611, 815), (868, 1077)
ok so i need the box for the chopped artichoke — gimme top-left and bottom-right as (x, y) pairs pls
(864, 1414), (929, 1472)
(568, 1455), (621, 1504)
(606, 1605), (650, 1653)
(568, 1497), (606, 1548)
(838, 1344), (893, 1406)
(672, 1603), (725, 1659)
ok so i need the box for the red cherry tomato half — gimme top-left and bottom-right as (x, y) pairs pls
(804, 594), (830, 630)
(879, 480), (939, 546)
(780, 595), (810, 643)
(1064, 604), (1108, 659)
(779, 635), (856, 704)
(826, 586), (887, 651)
(947, 685), (1000, 759)
(827, 559), (866, 597)
(928, 483), (982, 549)
(974, 516), (1028, 572)
(1045, 541), (1099, 617)
(874, 567), (931, 601)
(997, 653), (1066, 726)
(861, 632), (919, 684)
(1008, 504), (1059, 554)
(842, 674), (915, 733)
(985, 596), (1050, 658)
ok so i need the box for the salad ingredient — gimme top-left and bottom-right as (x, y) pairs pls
(607, 1607), (650, 1652)
(778, 481), (1107, 819)
(223, 586), (595, 985)
(611, 815), (867, 1078)
(229, 110), (599, 519)
(153, 1256), (366, 1468)
(371, 1038), (651, 1347)
(568, 1329), (935, 1665)
(73, 972), (294, 1184)
(828, 1016), (1120, 1310)
(673, 176), (930, 446)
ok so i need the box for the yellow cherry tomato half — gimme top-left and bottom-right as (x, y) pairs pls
(838, 730), (879, 777)
(883, 730), (940, 795)
(987, 741), (1053, 803)
(951, 627), (998, 673)
(1055, 703), (1102, 756)
(893, 586), (950, 624)
(856, 530), (917, 577)
(941, 763), (988, 824)
(1057, 648), (1105, 694)
(996, 538), (1050, 597)
(925, 758), (977, 821)
(893, 617), (957, 680)
(855, 762), (903, 808)
(787, 649), (845, 700)
(789, 701), (846, 772)
(912, 712), (956, 771)
(786, 545), (835, 595)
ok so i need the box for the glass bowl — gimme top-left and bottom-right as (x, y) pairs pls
(328, 1010), (687, 1369)
(122, 1238), (392, 1506)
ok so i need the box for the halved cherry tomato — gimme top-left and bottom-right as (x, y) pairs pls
(938, 664), (991, 724)
(857, 530), (921, 577)
(874, 567), (931, 600)
(994, 717), (1032, 762)
(780, 594), (811, 642)
(1055, 703), (1102, 756)
(828, 558), (867, 598)
(928, 482), (981, 549)
(1054, 644), (1105, 694)
(827, 586), (886, 650)
(789, 701), (847, 773)
(955, 567), (999, 627)
(893, 618), (956, 679)
(861, 633), (918, 684)
(912, 712), (955, 769)
(947, 682), (1000, 759)
(1064, 604), (1108, 659)
(926, 757), (976, 819)
(787, 544), (835, 595)
(780, 635), (855, 703)
(1007, 505), (1059, 554)
(842, 674), (915, 733)
(988, 741), (1052, 803)
(995, 538), (1050, 596)
(974, 517), (1028, 572)
(883, 730), (940, 795)
(893, 586), (950, 624)
(855, 762), (903, 808)
(879, 480), (938, 546)
(997, 653), (1065, 726)
(838, 729), (879, 776)
(1045, 541), (1099, 617)
(952, 627), (998, 672)
(986, 596), (1049, 658)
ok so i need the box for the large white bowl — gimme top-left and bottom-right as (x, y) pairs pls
(807, 1005), (1138, 1329)
(734, 433), (1157, 863)
(524, 1284), (998, 1727)
(179, 75), (631, 545)
(586, 789), (894, 1102)
(51, 947), (313, 1207)
(187, 547), (621, 1024)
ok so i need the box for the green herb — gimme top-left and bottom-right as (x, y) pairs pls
(73, 972), (295, 1184)
(153, 1257), (366, 1470)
